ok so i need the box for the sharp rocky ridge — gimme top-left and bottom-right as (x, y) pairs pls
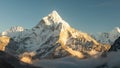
(0, 10), (110, 59)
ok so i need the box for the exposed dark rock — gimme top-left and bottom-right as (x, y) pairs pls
(0, 59), (14, 68)
(109, 37), (120, 51)
(96, 63), (108, 68)
(0, 51), (41, 68)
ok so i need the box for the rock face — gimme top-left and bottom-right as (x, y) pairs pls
(0, 11), (110, 59)
(0, 36), (10, 51)
(109, 37), (120, 51)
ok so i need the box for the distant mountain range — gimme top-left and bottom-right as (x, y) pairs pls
(95, 27), (120, 45)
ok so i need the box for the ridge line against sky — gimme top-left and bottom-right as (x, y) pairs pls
(0, 0), (120, 33)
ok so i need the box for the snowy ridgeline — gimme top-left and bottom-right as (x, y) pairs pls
(33, 51), (120, 68)
(95, 27), (120, 45)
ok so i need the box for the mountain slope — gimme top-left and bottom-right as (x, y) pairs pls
(0, 11), (110, 59)
(0, 36), (10, 51)
(109, 36), (120, 51)
(96, 27), (120, 45)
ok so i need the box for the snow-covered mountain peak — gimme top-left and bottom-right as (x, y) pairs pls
(110, 27), (120, 35)
(42, 10), (63, 25)
(1, 26), (24, 36)
(35, 10), (70, 29)
(116, 27), (120, 33)
(95, 27), (120, 45)
(48, 10), (62, 22)
(1, 11), (110, 59)
(9, 26), (24, 32)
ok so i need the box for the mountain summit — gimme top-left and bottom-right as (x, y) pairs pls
(35, 10), (70, 30)
(47, 10), (62, 22)
(0, 11), (110, 59)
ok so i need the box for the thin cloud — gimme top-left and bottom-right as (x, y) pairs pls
(89, 1), (113, 8)
(33, 51), (120, 68)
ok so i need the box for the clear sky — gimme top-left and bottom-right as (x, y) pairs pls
(0, 0), (120, 33)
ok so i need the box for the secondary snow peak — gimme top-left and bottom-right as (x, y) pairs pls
(116, 27), (120, 33)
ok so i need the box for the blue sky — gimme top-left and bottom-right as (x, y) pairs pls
(0, 0), (120, 33)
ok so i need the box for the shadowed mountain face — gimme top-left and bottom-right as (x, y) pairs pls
(109, 37), (120, 51)
(0, 51), (41, 68)
(0, 58), (14, 68)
